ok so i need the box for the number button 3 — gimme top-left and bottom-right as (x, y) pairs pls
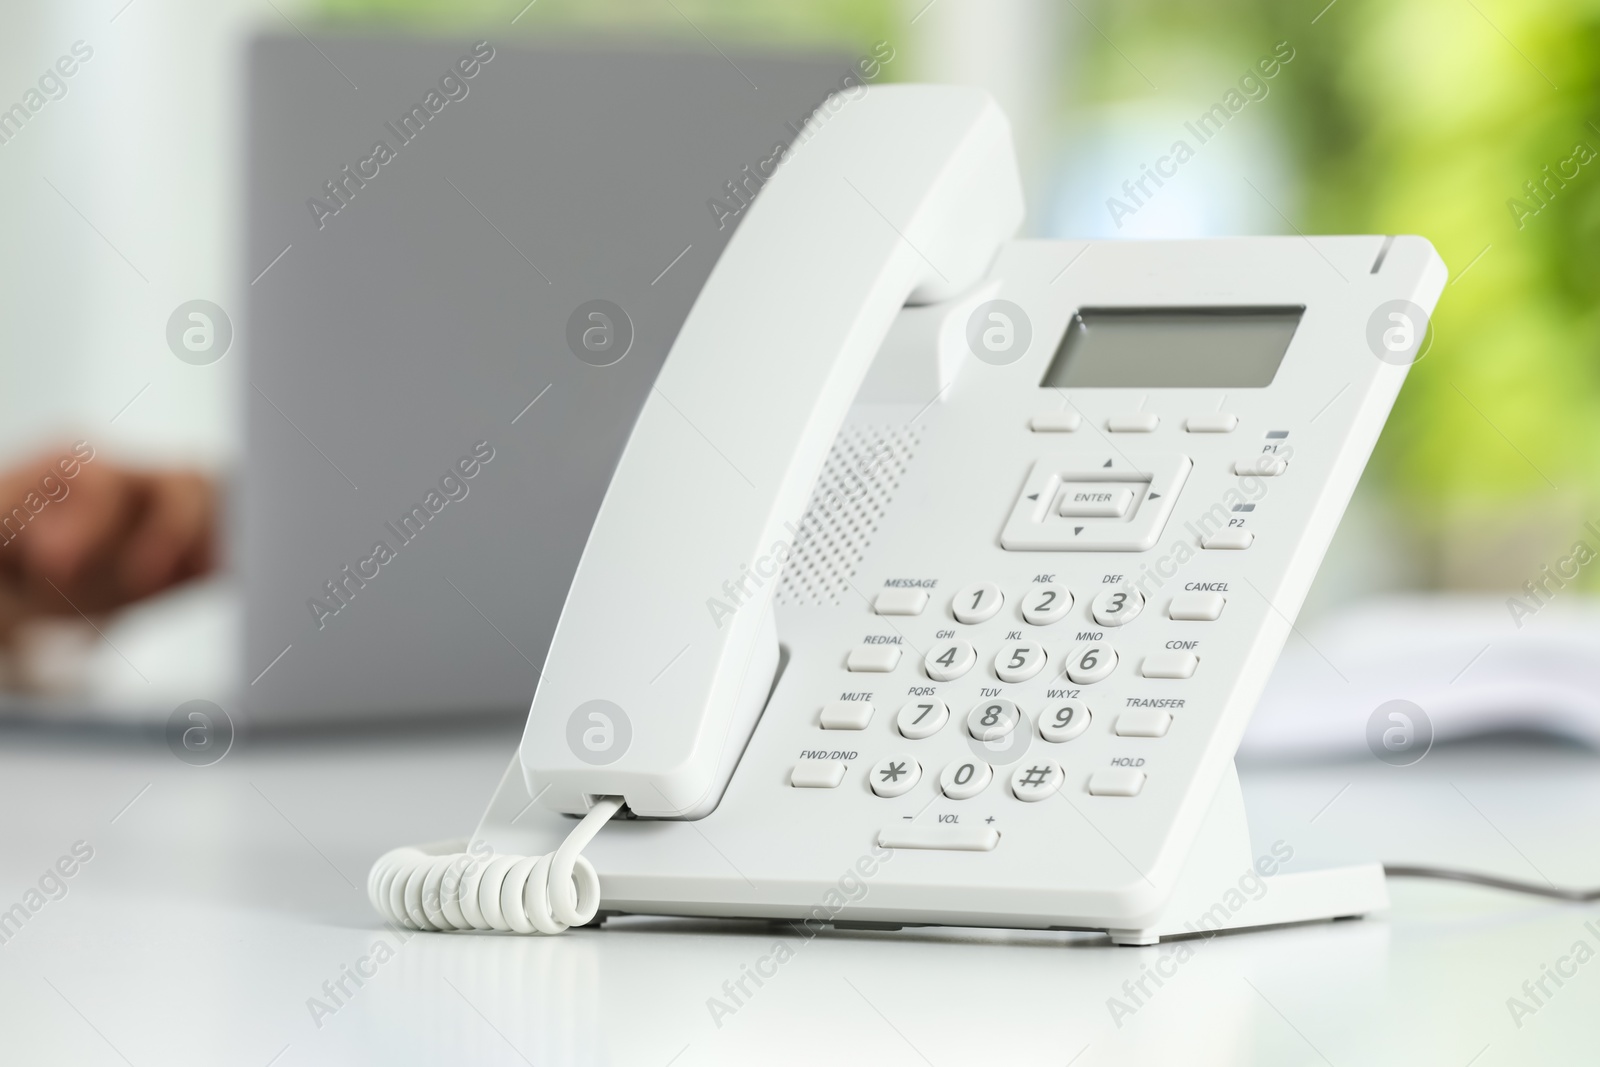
(1090, 586), (1144, 627)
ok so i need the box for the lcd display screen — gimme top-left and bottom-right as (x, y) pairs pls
(1040, 306), (1303, 388)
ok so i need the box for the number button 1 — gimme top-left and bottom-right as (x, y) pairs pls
(924, 640), (976, 682)
(993, 643), (1047, 683)
(1064, 643), (1117, 684)
(952, 582), (1003, 624)
(1038, 701), (1091, 742)
(896, 699), (949, 740)
(1021, 584), (1073, 625)
(1090, 586), (1144, 627)
(939, 759), (993, 800)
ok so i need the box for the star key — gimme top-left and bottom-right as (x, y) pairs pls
(870, 755), (922, 798)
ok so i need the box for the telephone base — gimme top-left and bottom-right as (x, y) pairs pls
(1103, 763), (1389, 946)
(1105, 863), (1387, 946)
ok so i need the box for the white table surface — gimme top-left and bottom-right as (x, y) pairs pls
(2, 721), (1597, 1066)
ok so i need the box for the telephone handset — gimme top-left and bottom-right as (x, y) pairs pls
(371, 85), (1447, 944)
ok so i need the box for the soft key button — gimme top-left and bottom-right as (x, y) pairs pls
(952, 582), (1003, 623)
(1058, 486), (1133, 518)
(869, 756), (921, 798)
(924, 640), (976, 681)
(1185, 414), (1238, 433)
(1140, 651), (1198, 679)
(1088, 768), (1146, 797)
(1200, 529), (1253, 550)
(791, 760), (846, 788)
(1021, 584), (1073, 625)
(819, 700), (873, 730)
(1169, 592), (1225, 620)
(874, 588), (928, 616)
(1030, 411), (1081, 432)
(1107, 413), (1159, 432)
(994, 643), (1047, 682)
(877, 825), (999, 851)
(847, 645), (901, 672)
(1234, 455), (1287, 476)
(1116, 709), (1173, 737)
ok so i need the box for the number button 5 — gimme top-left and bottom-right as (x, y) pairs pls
(994, 643), (1047, 683)
(1064, 643), (1118, 684)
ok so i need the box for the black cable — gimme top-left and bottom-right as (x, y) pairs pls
(1384, 865), (1600, 902)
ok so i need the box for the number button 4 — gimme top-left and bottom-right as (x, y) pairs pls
(1064, 643), (1118, 684)
(896, 699), (950, 740)
(924, 640), (977, 682)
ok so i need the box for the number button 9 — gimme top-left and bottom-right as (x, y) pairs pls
(1039, 700), (1091, 742)
(1064, 643), (1117, 684)
(1021, 584), (1072, 625)
(1090, 586), (1144, 627)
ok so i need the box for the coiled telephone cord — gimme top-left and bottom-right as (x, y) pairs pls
(368, 796), (624, 934)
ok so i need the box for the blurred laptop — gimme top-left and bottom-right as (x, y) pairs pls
(7, 32), (861, 724)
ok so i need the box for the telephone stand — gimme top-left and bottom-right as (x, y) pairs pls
(1105, 763), (1388, 946)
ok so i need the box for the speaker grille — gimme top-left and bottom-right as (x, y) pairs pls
(776, 424), (919, 607)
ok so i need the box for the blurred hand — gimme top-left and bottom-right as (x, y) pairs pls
(0, 444), (218, 640)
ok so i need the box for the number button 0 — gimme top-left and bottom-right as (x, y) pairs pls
(870, 756), (922, 798)
(966, 699), (1021, 741)
(1064, 643), (1118, 684)
(1021, 584), (1073, 625)
(939, 759), (993, 800)
(952, 582), (1003, 624)
(923, 640), (976, 682)
(994, 643), (1047, 683)
(1090, 586), (1144, 627)
(896, 699), (949, 740)
(1038, 700), (1091, 743)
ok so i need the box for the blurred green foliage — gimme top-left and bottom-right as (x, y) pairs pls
(313, 0), (1600, 585)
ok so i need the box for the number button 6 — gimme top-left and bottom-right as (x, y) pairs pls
(1064, 643), (1118, 684)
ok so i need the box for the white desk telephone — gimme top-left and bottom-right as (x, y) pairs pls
(370, 84), (1447, 944)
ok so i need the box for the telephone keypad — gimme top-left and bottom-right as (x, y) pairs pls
(966, 699), (1021, 741)
(869, 756), (922, 798)
(1063, 643), (1117, 684)
(939, 759), (993, 800)
(924, 640), (976, 681)
(993, 642), (1047, 682)
(952, 582), (1003, 623)
(896, 699), (950, 739)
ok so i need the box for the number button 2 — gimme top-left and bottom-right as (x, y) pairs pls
(1021, 584), (1073, 625)
(1064, 643), (1118, 684)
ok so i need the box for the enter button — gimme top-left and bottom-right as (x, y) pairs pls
(1058, 486), (1134, 518)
